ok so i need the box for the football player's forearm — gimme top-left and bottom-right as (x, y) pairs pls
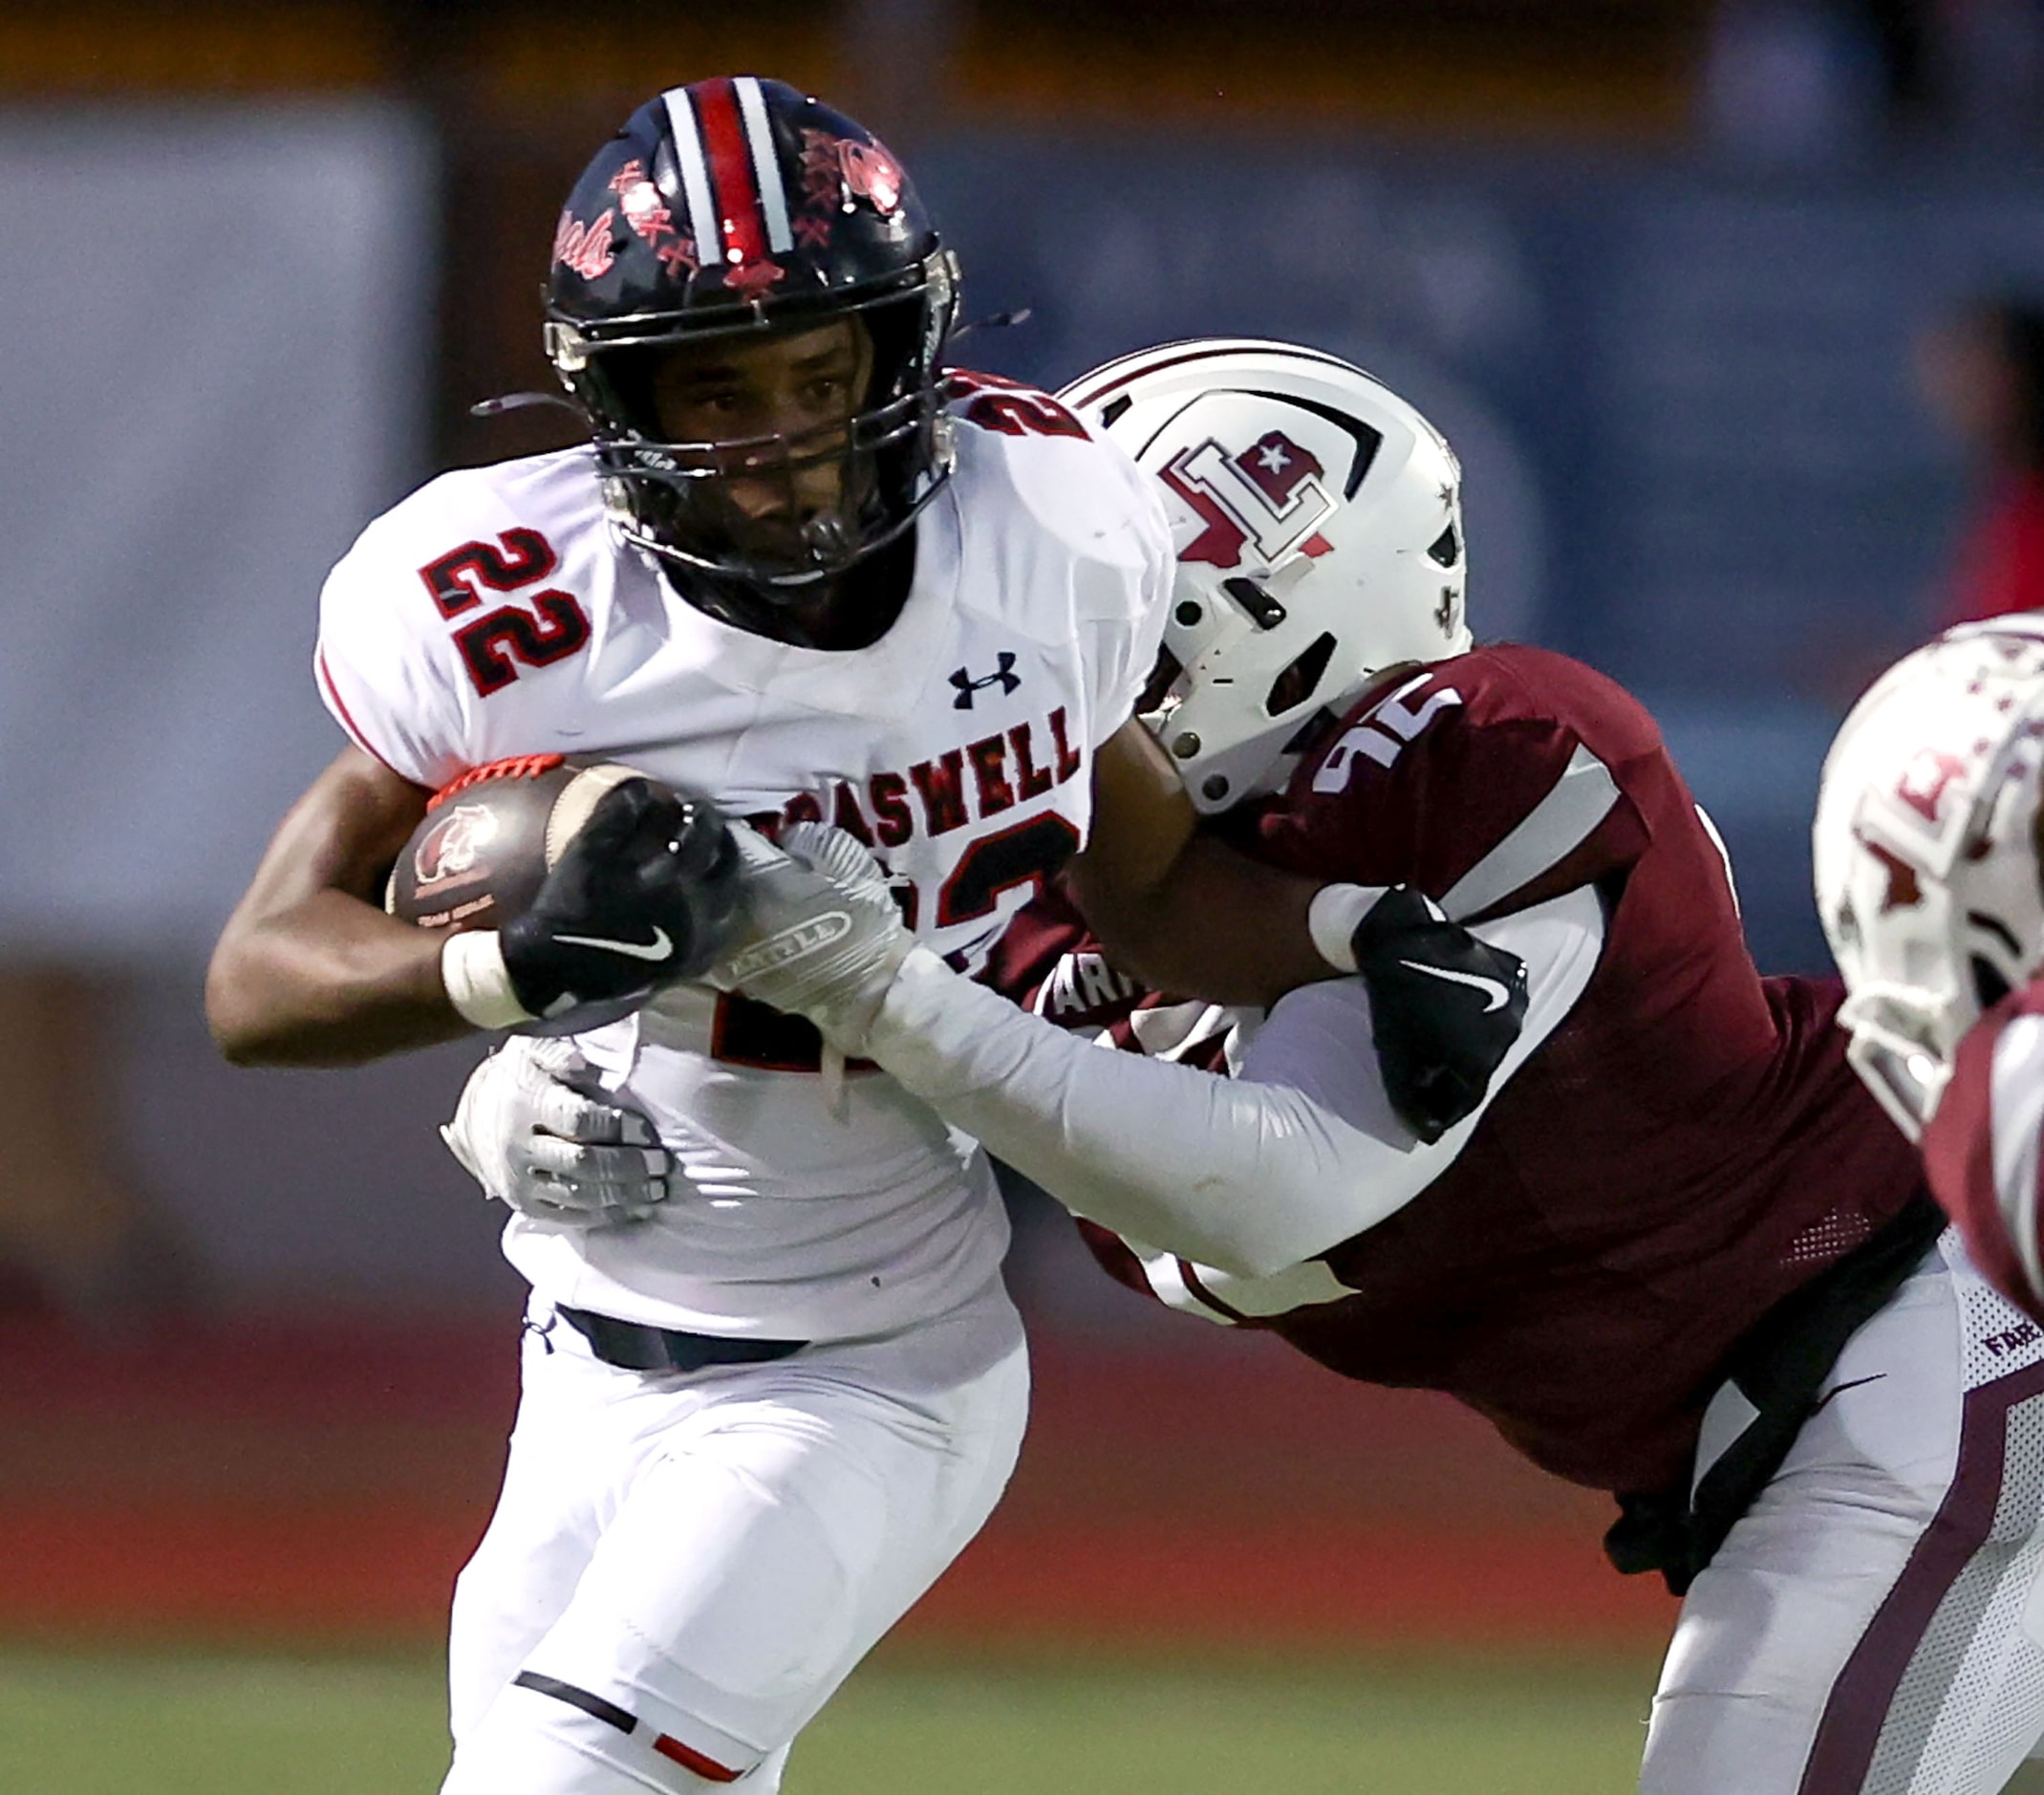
(1066, 716), (1321, 1006)
(206, 745), (464, 1066)
(1070, 832), (1327, 1006)
(864, 948), (1415, 1276)
(206, 891), (469, 1066)
(858, 888), (1604, 1274)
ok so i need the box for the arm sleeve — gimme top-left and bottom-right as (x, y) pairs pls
(1922, 982), (2044, 1321)
(865, 884), (1605, 1276)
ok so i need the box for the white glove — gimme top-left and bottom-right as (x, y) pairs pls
(715, 821), (915, 1056)
(441, 1036), (671, 1230)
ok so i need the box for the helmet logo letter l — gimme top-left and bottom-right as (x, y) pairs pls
(1896, 748), (1969, 825)
(1163, 433), (1336, 572)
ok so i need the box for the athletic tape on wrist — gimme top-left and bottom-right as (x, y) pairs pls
(1306, 884), (1388, 975)
(441, 930), (536, 1030)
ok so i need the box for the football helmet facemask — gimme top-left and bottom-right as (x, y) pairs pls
(1813, 618), (2044, 1140)
(1060, 339), (1472, 813)
(545, 76), (959, 611)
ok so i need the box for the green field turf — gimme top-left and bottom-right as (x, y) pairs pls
(0, 1646), (1660, 1793)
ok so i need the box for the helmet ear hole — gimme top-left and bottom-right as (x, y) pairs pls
(1265, 632), (1337, 718)
(1972, 954), (2013, 1010)
(1136, 645), (1186, 715)
(1428, 523), (1461, 568)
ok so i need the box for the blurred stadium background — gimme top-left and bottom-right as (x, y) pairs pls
(3, 1), (2042, 1788)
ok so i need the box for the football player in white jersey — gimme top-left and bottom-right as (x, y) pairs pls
(205, 77), (1181, 1795)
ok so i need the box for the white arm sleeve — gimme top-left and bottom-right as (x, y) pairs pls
(864, 885), (1606, 1277)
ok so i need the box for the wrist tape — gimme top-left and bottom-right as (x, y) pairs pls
(441, 931), (536, 1031)
(1306, 883), (1391, 974)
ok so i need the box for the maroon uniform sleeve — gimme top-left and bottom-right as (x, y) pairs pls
(1246, 646), (1658, 920)
(1921, 978), (2044, 1322)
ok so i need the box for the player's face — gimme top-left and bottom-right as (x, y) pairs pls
(651, 319), (872, 563)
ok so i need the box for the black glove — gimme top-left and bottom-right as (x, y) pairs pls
(1350, 885), (1530, 1145)
(500, 779), (741, 1024)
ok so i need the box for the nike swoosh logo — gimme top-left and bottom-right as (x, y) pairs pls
(553, 926), (673, 962)
(1398, 959), (1512, 1012)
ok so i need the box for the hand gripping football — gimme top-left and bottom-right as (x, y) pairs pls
(389, 754), (741, 1030)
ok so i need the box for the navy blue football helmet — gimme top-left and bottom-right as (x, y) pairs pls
(544, 77), (959, 604)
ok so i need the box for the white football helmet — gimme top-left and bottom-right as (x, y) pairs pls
(1060, 339), (1473, 813)
(1813, 617), (2044, 1140)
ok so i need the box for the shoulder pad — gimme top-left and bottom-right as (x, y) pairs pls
(1267, 650), (1652, 918)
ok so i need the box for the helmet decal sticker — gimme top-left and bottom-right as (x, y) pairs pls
(553, 208), (616, 281)
(1855, 831), (1926, 912)
(1162, 431), (1338, 571)
(1897, 747), (1969, 825)
(796, 130), (905, 247)
(722, 257), (787, 296)
(792, 134), (839, 248)
(609, 160), (698, 277)
(839, 141), (904, 213)
(1239, 431), (1323, 508)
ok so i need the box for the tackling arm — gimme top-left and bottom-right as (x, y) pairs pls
(858, 888), (1599, 1276)
(1067, 719), (1328, 1006)
(205, 747), (461, 1067)
(721, 812), (1603, 1278)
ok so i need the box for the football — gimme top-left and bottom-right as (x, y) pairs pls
(385, 754), (649, 932)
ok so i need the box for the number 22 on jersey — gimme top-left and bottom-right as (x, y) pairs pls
(419, 529), (592, 697)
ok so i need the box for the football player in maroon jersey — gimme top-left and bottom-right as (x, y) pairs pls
(463, 342), (2044, 1791)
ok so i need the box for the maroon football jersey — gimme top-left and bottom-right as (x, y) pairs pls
(1921, 977), (2044, 1325)
(994, 645), (1927, 1496)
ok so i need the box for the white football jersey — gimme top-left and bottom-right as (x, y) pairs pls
(315, 397), (1172, 1340)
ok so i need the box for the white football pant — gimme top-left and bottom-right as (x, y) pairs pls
(440, 1277), (1027, 1793)
(1646, 1229), (2044, 1793)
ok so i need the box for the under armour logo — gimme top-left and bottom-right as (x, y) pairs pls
(523, 1310), (559, 1355)
(950, 652), (1021, 709)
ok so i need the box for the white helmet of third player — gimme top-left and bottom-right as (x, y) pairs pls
(1813, 617), (2044, 1140)
(1060, 339), (1472, 813)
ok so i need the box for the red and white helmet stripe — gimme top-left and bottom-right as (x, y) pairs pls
(733, 77), (795, 255)
(660, 76), (794, 270)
